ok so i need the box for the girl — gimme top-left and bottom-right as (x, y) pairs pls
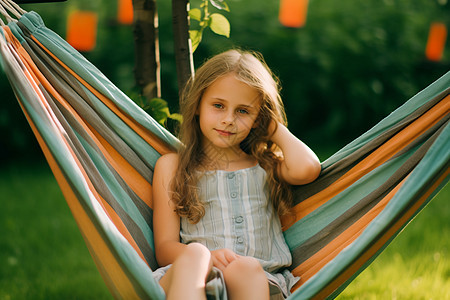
(152, 49), (321, 300)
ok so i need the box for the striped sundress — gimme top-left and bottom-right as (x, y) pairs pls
(180, 164), (299, 298)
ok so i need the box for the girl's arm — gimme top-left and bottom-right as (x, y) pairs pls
(270, 122), (321, 185)
(153, 154), (241, 271)
(153, 153), (187, 266)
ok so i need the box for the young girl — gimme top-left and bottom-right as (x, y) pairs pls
(152, 49), (321, 300)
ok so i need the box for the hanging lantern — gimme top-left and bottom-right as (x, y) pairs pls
(279, 0), (309, 28)
(425, 22), (447, 62)
(118, 0), (134, 25)
(66, 11), (98, 52)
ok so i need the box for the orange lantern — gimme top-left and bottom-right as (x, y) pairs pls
(425, 22), (447, 61)
(66, 11), (98, 52)
(118, 0), (134, 25)
(279, 0), (309, 28)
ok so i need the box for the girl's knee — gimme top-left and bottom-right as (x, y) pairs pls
(164, 243), (211, 288)
(185, 243), (210, 256)
(223, 256), (265, 281)
(223, 257), (269, 299)
(180, 243), (211, 264)
(223, 256), (268, 298)
(161, 244), (212, 300)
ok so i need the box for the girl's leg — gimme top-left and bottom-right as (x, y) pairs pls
(222, 256), (270, 300)
(159, 243), (212, 300)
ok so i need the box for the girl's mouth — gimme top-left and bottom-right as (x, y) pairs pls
(215, 129), (235, 137)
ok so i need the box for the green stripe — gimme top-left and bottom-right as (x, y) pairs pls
(289, 122), (444, 267)
(285, 146), (416, 251)
(76, 132), (154, 244)
(2, 25), (165, 300)
(80, 84), (162, 168)
(290, 121), (449, 299)
(18, 31), (154, 181)
(18, 11), (180, 150)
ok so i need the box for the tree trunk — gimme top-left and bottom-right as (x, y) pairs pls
(172, 0), (194, 97)
(132, 0), (161, 99)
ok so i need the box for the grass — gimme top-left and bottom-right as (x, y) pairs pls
(0, 159), (448, 299)
(0, 161), (111, 300)
(337, 181), (450, 300)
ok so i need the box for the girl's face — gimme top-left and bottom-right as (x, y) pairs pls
(197, 73), (261, 157)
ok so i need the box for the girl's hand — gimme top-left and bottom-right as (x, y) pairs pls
(269, 121), (321, 185)
(210, 249), (240, 271)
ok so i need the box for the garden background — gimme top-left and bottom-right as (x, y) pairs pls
(0, 0), (448, 299)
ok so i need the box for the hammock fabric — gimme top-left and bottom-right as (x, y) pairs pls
(1, 6), (449, 300)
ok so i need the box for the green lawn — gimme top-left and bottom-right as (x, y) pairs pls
(0, 160), (448, 299)
(337, 180), (450, 300)
(0, 161), (111, 300)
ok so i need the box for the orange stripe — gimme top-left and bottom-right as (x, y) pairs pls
(291, 174), (408, 289)
(86, 123), (154, 208)
(30, 35), (175, 156)
(20, 103), (143, 299)
(11, 32), (153, 209)
(2, 27), (43, 97)
(20, 97), (149, 266)
(6, 27), (154, 206)
(2, 26), (20, 46)
(10, 39), (150, 267)
(282, 95), (450, 230)
(310, 169), (449, 299)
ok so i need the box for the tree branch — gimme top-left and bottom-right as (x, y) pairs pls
(172, 0), (194, 97)
(132, 0), (161, 99)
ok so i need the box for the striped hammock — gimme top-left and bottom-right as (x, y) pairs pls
(1, 5), (449, 300)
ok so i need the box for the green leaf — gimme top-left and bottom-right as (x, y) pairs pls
(189, 8), (202, 21)
(145, 98), (183, 126)
(209, 13), (230, 38)
(209, 0), (229, 12)
(168, 113), (184, 123)
(148, 98), (170, 125)
(148, 98), (168, 111)
(189, 29), (203, 52)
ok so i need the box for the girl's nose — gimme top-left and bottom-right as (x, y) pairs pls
(221, 110), (236, 125)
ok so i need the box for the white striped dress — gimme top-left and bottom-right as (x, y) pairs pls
(180, 164), (299, 297)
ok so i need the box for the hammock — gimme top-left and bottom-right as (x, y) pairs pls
(1, 4), (449, 300)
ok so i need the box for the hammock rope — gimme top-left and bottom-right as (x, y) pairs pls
(1, 5), (448, 299)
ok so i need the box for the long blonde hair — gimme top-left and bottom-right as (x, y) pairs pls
(172, 49), (293, 223)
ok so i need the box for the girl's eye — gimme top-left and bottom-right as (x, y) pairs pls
(237, 109), (249, 114)
(213, 103), (223, 109)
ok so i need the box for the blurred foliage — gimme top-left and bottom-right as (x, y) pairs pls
(0, 0), (449, 162)
(186, 0), (450, 148)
